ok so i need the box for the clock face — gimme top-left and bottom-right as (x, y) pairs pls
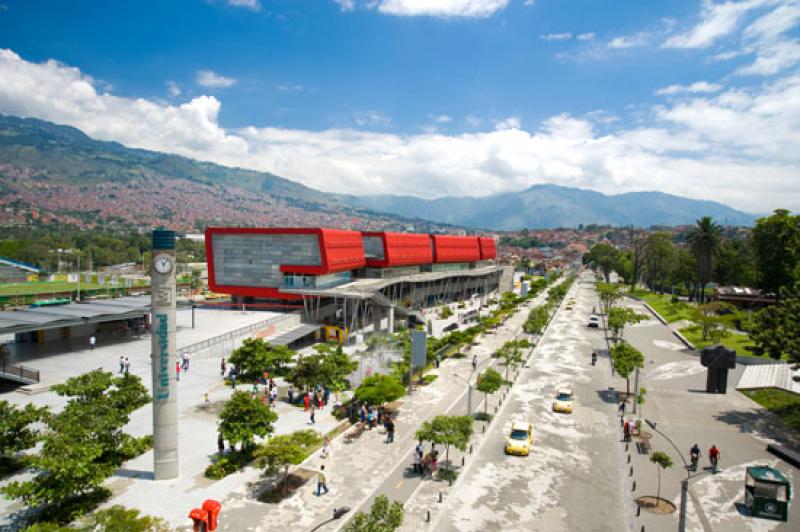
(154, 254), (173, 275)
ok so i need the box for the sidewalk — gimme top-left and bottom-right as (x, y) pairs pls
(214, 293), (546, 532)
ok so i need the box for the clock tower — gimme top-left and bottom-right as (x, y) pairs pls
(150, 229), (179, 479)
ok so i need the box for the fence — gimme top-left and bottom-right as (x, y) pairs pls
(0, 359), (40, 383)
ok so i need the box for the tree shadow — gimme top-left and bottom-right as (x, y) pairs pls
(113, 468), (154, 480)
(596, 388), (619, 404)
(713, 409), (799, 447)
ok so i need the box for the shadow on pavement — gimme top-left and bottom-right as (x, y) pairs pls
(114, 468), (155, 480)
(596, 388), (619, 404)
(714, 409), (798, 447)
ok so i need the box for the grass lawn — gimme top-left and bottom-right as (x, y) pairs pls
(630, 289), (695, 323)
(741, 388), (800, 432)
(679, 324), (757, 353)
(0, 281), (110, 297)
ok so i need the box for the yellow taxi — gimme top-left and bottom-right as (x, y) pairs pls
(552, 386), (575, 414)
(504, 421), (534, 456)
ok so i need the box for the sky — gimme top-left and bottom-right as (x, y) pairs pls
(0, 0), (799, 214)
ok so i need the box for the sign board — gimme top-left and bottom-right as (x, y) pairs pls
(411, 330), (427, 368)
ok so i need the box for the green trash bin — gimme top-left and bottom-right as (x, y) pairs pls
(744, 466), (792, 522)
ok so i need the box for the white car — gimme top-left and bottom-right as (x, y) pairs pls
(587, 315), (600, 328)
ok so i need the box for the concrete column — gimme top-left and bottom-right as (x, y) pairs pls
(150, 229), (179, 480)
(372, 307), (382, 334)
(388, 307), (395, 334)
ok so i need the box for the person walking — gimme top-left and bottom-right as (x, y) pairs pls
(472, 355), (478, 371)
(316, 465), (329, 496)
(690, 443), (701, 472)
(412, 447), (421, 474)
(435, 353), (441, 368)
(175, 360), (181, 381)
(89, 335), (96, 350)
(431, 444), (439, 474)
(123, 356), (130, 375)
(321, 436), (330, 459)
(367, 407), (375, 429)
(623, 420), (631, 442)
(220, 357), (226, 377)
(618, 401), (626, 416)
(288, 385), (294, 405)
(204, 393), (211, 408)
(385, 417), (395, 444)
(309, 405), (316, 424)
(217, 433), (225, 454)
(182, 351), (191, 372)
(708, 444), (720, 474)
(119, 355), (125, 374)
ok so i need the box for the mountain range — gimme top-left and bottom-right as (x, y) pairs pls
(0, 114), (756, 231)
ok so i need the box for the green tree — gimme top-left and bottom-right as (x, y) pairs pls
(686, 217), (723, 303)
(607, 307), (647, 343)
(584, 243), (621, 282)
(344, 494), (404, 532)
(691, 302), (734, 343)
(415, 415), (473, 472)
(610, 341), (645, 398)
(320, 344), (359, 391)
(218, 391), (278, 450)
(354, 374), (405, 405)
(751, 283), (800, 363)
(596, 282), (623, 315)
(476, 368), (503, 415)
(650, 451), (673, 504)
(642, 233), (675, 294)
(287, 353), (326, 391)
(229, 338), (295, 380)
(713, 238), (757, 288)
(0, 401), (48, 464)
(752, 209), (800, 295)
(255, 430), (322, 493)
(523, 305), (549, 335)
(494, 339), (528, 380)
(78, 506), (170, 532)
(672, 248), (698, 301)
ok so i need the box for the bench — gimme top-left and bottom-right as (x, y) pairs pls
(767, 444), (800, 468)
(343, 422), (366, 444)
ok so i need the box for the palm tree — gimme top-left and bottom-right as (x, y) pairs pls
(686, 217), (723, 303)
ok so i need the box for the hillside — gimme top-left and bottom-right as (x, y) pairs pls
(340, 184), (757, 229)
(0, 115), (446, 232)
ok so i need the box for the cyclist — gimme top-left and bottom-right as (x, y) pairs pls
(689, 444), (701, 472)
(708, 444), (720, 474)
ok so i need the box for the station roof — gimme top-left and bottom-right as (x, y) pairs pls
(266, 323), (321, 346)
(0, 297), (149, 335)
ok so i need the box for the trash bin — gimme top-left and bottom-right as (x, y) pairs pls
(744, 466), (792, 522)
(189, 508), (209, 532)
(203, 499), (222, 531)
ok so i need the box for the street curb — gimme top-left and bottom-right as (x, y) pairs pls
(640, 302), (696, 351)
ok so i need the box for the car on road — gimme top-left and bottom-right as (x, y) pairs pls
(504, 421), (534, 456)
(552, 386), (574, 414)
(587, 315), (600, 328)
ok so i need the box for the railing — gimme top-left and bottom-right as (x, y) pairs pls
(178, 312), (300, 355)
(0, 359), (40, 383)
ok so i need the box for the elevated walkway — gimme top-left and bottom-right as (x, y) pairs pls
(0, 359), (40, 385)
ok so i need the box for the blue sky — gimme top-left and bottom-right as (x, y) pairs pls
(0, 0), (799, 213)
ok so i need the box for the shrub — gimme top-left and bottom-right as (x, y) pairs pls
(421, 375), (438, 385)
(204, 448), (255, 479)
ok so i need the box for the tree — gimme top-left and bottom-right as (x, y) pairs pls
(218, 391), (278, 450)
(26, 506), (170, 532)
(752, 209), (800, 296)
(610, 341), (645, 398)
(672, 249), (698, 301)
(287, 353), (326, 391)
(713, 238), (757, 288)
(344, 495), (404, 532)
(686, 217), (723, 303)
(636, 387), (646, 422)
(650, 451), (673, 504)
(0, 401), (48, 463)
(415, 415), (473, 471)
(255, 430), (322, 493)
(319, 344), (359, 391)
(691, 302), (734, 343)
(354, 374), (405, 405)
(642, 233), (675, 294)
(628, 226), (646, 293)
(607, 307), (648, 343)
(523, 305), (549, 335)
(584, 243), (621, 282)
(751, 283), (800, 363)
(229, 338), (295, 380)
(494, 339), (528, 380)
(476, 368), (503, 415)
(596, 282), (623, 314)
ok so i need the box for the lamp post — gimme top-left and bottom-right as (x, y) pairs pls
(645, 419), (692, 532)
(309, 506), (350, 531)
(452, 355), (493, 416)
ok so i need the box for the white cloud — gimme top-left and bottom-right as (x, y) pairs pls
(166, 81), (181, 97)
(663, 0), (766, 49)
(196, 70), (237, 88)
(1, 48), (798, 213)
(577, 32), (595, 41)
(433, 114), (453, 123)
(227, 0), (261, 10)
(465, 114), (483, 127)
(608, 32), (651, 49)
(333, 0), (356, 11)
(277, 84), (306, 92)
(375, 0), (510, 18)
(524, 0), (535, 5)
(656, 81), (724, 95)
(354, 110), (391, 127)
(736, 1), (800, 75)
(540, 33), (572, 42)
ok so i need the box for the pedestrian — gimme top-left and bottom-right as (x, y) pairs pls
(416, 439), (425, 459)
(431, 444), (439, 473)
(412, 448), (421, 474)
(175, 360), (181, 381)
(204, 393), (210, 408)
(220, 357), (226, 377)
(377, 405), (384, 426)
(288, 385), (294, 405)
(623, 420), (631, 443)
(89, 335), (96, 350)
(217, 433), (225, 454)
(304, 393), (311, 411)
(321, 436), (330, 459)
(708, 444), (720, 474)
(119, 355), (125, 373)
(359, 404), (367, 424)
(317, 390), (324, 409)
(124, 356), (130, 374)
(231, 371), (237, 389)
(385, 417), (395, 444)
(323, 387), (330, 405)
(618, 401), (626, 416)
(182, 351), (191, 372)
(310, 406), (316, 424)
(367, 407), (374, 429)
(316, 465), (329, 496)
(251, 382), (259, 397)
(435, 353), (440, 368)
(472, 355), (478, 371)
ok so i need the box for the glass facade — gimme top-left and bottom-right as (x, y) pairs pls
(362, 236), (385, 260)
(212, 233), (321, 287)
(283, 271), (351, 289)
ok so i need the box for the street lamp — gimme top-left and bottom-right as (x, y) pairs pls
(452, 355), (493, 416)
(645, 419), (704, 532)
(309, 506), (350, 531)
